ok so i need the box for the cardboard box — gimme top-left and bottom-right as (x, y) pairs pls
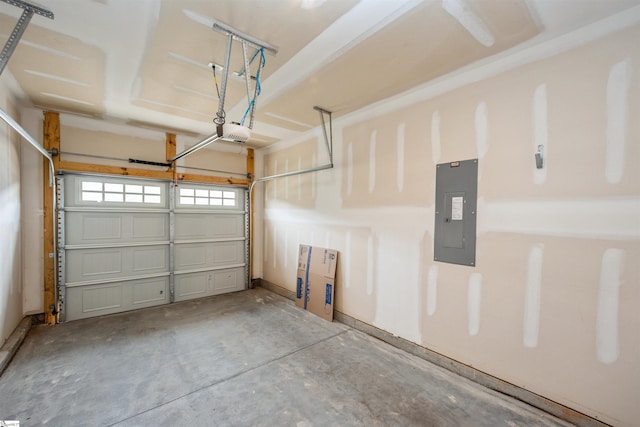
(295, 245), (338, 321)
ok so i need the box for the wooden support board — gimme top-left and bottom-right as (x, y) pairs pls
(247, 148), (255, 284)
(43, 111), (59, 325)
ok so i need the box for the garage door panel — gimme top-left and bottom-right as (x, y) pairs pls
(66, 212), (169, 246)
(174, 245), (207, 269)
(213, 268), (244, 292)
(174, 274), (208, 300)
(174, 267), (244, 302)
(132, 215), (168, 239)
(66, 277), (169, 321)
(132, 246), (169, 272)
(174, 241), (244, 272)
(174, 213), (244, 240)
(78, 214), (123, 241)
(132, 279), (168, 305)
(81, 250), (122, 277)
(66, 245), (169, 284)
(79, 284), (122, 313)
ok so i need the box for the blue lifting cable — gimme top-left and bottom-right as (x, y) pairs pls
(241, 48), (266, 126)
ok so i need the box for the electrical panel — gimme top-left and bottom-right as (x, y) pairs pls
(434, 159), (478, 266)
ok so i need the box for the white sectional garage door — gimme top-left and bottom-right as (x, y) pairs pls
(59, 175), (247, 321)
(173, 184), (246, 302)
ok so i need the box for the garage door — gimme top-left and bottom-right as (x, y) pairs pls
(58, 175), (247, 321)
(173, 183), (246, 302)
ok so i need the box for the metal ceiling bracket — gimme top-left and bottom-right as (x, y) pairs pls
(0, 0), (54, 76)
(314, 106), (333, 164)
(171, 21), (277, 163)
(212, 19), (278, 56)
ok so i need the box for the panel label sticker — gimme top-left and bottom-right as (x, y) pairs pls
(452, 196), (464, 221)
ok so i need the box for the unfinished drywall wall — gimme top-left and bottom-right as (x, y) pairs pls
(19, 108), (44, 315)
(0, 75), (23, 343)
(260, 21), (640, 427)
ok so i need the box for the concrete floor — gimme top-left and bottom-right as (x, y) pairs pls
(0, 288), (573, 427)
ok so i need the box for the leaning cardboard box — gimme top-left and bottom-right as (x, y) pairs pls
(296, 245), (338, 321)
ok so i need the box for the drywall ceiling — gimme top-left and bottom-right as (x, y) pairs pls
(1, 0), (639, 148)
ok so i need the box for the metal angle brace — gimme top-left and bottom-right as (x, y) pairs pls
(314, 106), (333, 164)
(0, 0), (54, 76)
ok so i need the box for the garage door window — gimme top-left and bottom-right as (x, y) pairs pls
(179, 187), (237, 207)
(81, 180), (163, 204)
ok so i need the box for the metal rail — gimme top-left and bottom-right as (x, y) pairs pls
(169, 133), (222, 162)
(0, 0), (54, 75)
(0, 107), (55, 185)
(212, 19), (278, 56)
(247, 107), (334, 286)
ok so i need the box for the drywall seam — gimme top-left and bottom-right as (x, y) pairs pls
(532, 83), (548, 184)
(427, 265), (438, 316)
(266, 195), (638, 239)
(605, 59), (630, 184)
(476, 197), (640, 240)
(297, 156), (302, 201)
(273, 160), (278, 200)
(366, 235), (374, 296)
(272, 224), (277, 269)
(283, 227), (289, 268)
(397, 123), (405, 192)
(468, 273), (482, 336)
(431, 110), (441, 164)
(347, 142), (353, 197)
(368, 130), (376, 194)
(345, 231), (351, 289)
(596, 248), (624, 364)
(524, 244), (544, 348)
(285, 159), (289, 200)
(475, 101), (488, 159)
(311, 152), (317, 199)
